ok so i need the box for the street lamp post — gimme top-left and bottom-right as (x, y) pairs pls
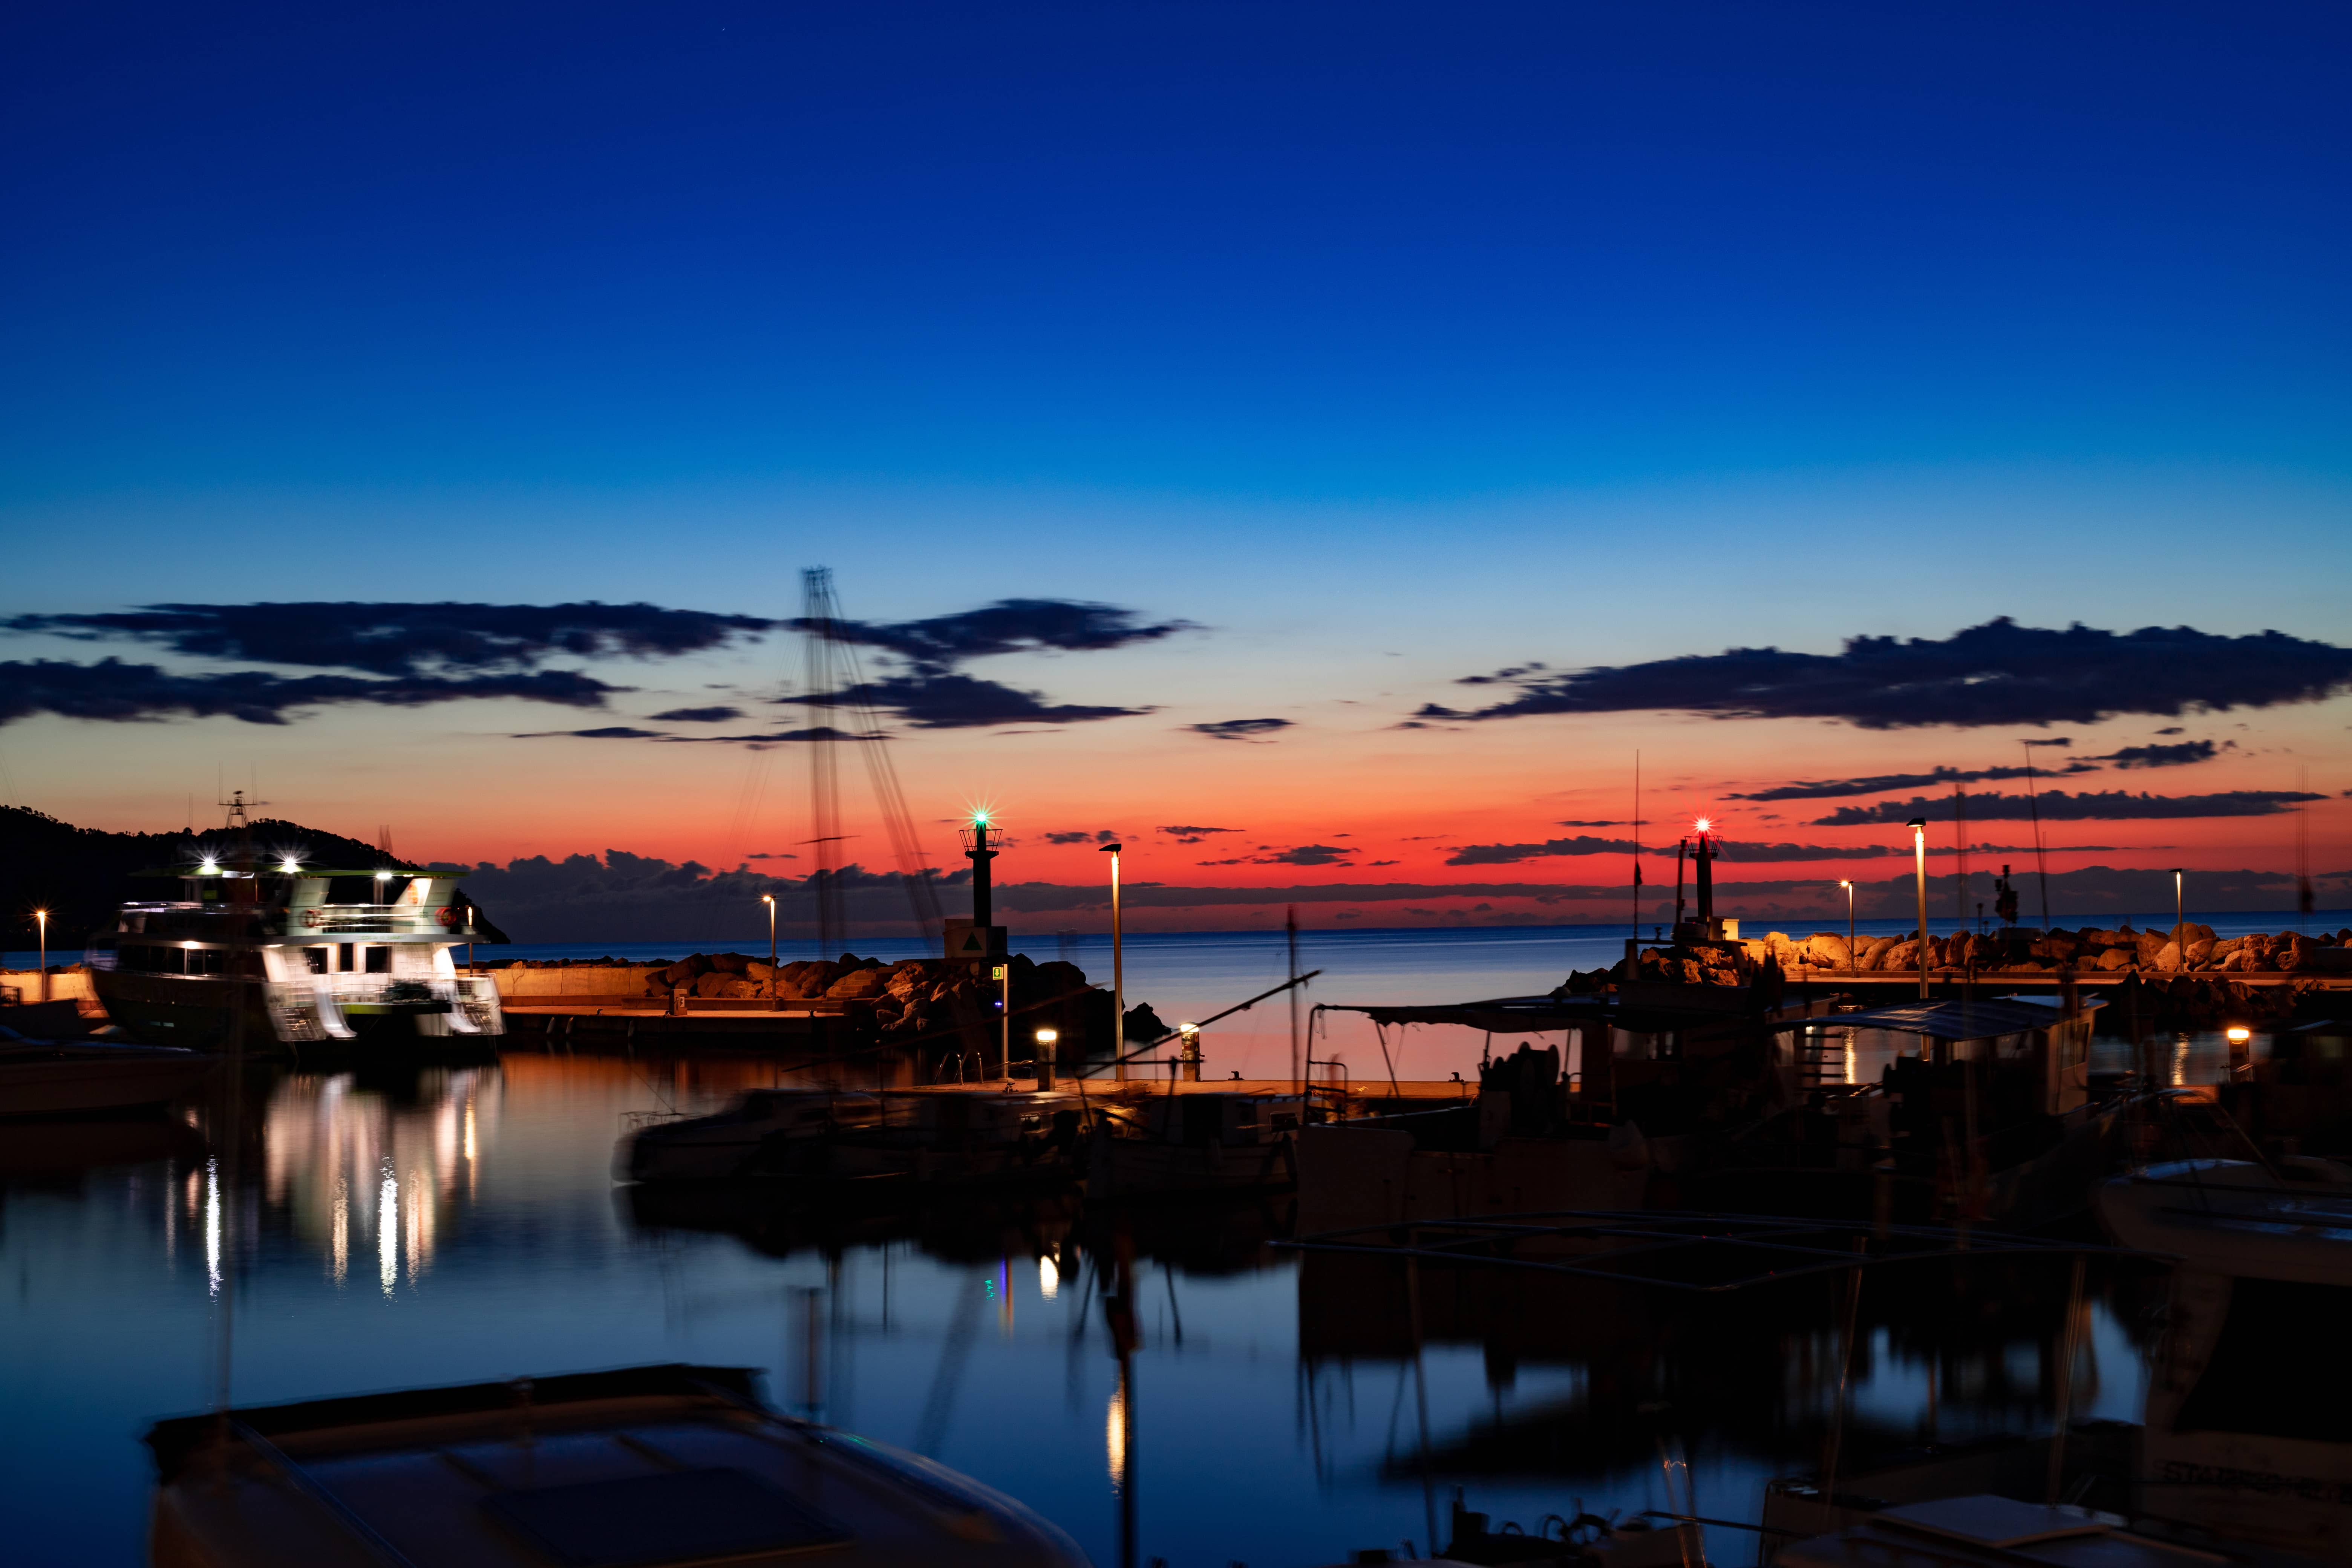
(1034, 1026), (1058, 1090)
(1839, 881), (1855, 975)
(34, 908), (48, 1003)
(2172, 868), (2185, 969)
(761, 894), (777, 1007)
(1908, 819), (1929, 1000)
(1100, 843), (1124, 1083)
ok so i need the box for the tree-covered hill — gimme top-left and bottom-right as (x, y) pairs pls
(0, 805), (413, 949)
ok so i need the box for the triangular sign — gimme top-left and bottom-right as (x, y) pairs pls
(954, 928), (985, 954)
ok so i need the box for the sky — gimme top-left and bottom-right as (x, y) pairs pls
(3, 1), (2349, 935)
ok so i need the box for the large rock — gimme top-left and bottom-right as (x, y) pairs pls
(1882, 940), (1919, 972)
(1860, 936), (1902, 971)
(826, 967), (889, 1000)
(1807, 933), (1851, 969)
(778, 960), (840, 1000)
(2096, 949), (2133, 971)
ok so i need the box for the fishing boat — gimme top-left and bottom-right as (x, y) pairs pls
(87, 854), (503, 1054)
(619, 1089), (1088, 1193)
(1085, 1089), (1309, 1198)
(618, 1090), (886, 1182)
(0, 1031), (214, 1116)
(144, 1362), (1087, 1567)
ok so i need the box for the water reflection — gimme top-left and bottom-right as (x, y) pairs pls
(1, 1047), (2172, 1568)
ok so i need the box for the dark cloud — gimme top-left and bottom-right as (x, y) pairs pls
(515, 725), (667, 740)
(2155, 727), (2184, 736)
(1733, 763), (2094, 802)
(1447, 835), (1641, 866)
(1188, 718), (1292, 742)
(11, 601), (773, 677)
(2096, 739), (2222, 769)
(1260, 844), (1354, 866)
(1557, 819), (1622, 827)
(1813, 789), (2324, 826)
(1712, 842), (1900, 862)
(1, 657), (616, 728)
(1366, 859), (1400, 867)
(668, 726), (882, 745)
(1159, 825), (1240, 843)
(744, 851), (798, 860)
(807, 599), (1192, 664)
(1422, 618), (2352, 729)
(811, 672), (1150, 728)
(650, 705), (744, 723)
(1045, 830), (1119, 845)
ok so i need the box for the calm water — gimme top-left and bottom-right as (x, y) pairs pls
(1, 922), (2292, 1566)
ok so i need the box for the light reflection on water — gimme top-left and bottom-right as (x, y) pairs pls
(0, 1047), (2162, 1568)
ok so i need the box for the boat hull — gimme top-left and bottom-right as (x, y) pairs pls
(0, 1050), (214, 1116)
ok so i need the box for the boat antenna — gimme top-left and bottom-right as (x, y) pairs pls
(1630, 752), (1643, 944)
(2296, 764), (2314, 933)
(2021, 740), (2053, 933)
(800, 567), (945, 955)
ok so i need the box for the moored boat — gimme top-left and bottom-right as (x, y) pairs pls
(619, 1089), (885, 1182)
(0, 1031), (214, 1117)
(143, 1362), (1088, 1567)
(88, 854), (503, 1054)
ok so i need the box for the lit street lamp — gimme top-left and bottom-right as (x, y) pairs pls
(1100, 842), (1124, 1082)
(761, 894), (777, 1008)
(1838, 881), (1855, 975)
(2171, 868), (2185, 965)
(34, 908), (48, 1003)
(1034, 1026), (1058, 1089)
(1907, 818), (1929, 1000)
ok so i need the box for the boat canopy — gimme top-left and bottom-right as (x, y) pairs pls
(1323, 995), (1604, 1034)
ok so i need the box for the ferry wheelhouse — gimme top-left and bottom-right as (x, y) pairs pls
(88, 860), (503, 1052)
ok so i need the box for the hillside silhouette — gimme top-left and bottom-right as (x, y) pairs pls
(0, 805), (416, 949)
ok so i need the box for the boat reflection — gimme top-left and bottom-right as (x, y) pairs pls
(255, 1063), (499, 1291)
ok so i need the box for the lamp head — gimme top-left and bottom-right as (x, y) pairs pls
(1692, 816), (1711, 835)
(2226, 1026), (2252, 1044)
(1838, 880), (1852, 891)
(1034, 1027), (1059, 1044)
(1099, 842), (1121, 855)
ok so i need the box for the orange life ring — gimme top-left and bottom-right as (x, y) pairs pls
(435, 905), (463, 928)
(300, 909), (323, 928)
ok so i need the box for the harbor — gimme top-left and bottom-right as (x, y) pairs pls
(7, 4), (2352, 1560)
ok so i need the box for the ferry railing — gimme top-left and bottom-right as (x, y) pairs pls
(290, 903), (450, 936)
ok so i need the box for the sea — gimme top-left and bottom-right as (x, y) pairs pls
(2, 916), (2338, 1565)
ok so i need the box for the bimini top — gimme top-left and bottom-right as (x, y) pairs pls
(1323, 995), (1605, 1034)
(1773, 997), (2102, 1042)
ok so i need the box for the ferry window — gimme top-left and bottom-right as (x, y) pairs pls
(303, 947), (329, 975)
(363, 946), (390, 974)
(2174, 1279), (2352, 1442)
(194, 949), (226, 975)
(337, 943), (355, 972)
(323, 876), (409, 905)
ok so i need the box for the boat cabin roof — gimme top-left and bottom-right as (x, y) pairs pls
(145, 1363), (1081, 1568)
(1778, 1496), (2222, 1568)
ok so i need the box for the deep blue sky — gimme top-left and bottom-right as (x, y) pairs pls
(3, 2), (2349, 896)
(6, 0), (2346, 502)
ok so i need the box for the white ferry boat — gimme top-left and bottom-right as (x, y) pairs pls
(87, 852), (503, 1053)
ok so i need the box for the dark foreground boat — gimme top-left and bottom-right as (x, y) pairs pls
(0, 1031), (214, 1116)
(144, 1363), (1088, 1568)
